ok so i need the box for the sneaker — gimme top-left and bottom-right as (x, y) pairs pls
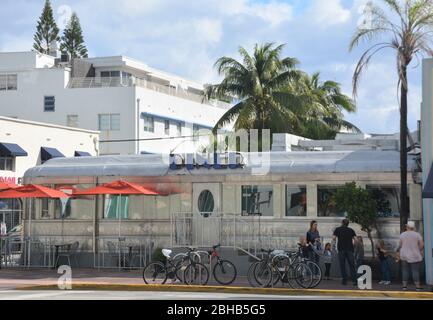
(384, 281), (391, 285)
(378, 281), (385, 285)
(402, 287), (408, 291)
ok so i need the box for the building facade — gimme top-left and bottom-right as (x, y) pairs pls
(0, 116), (99, 230)
(0, 52), (231, 156)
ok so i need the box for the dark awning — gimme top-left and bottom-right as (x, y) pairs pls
(423, 164), (433, 198)
(41, 147), (65, 162)
(0, 142), (28, 157)
(74, 151), (92, 157)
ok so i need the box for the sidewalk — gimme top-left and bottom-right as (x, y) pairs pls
(0, 268), (432, 295)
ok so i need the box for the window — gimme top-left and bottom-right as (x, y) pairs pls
(41, 199), (50, 219)
(176, 122), (182, 137)
(286, 186), (307, 216)
(367, 185), (402, 218)
(242, 185), (273, 216)
(101, 71), (121, 77)
(318, 186), (345, 217)
(0, 74), (17, 91)
(67, 115), (78, 128)
(164, 120), (170, 135)
(98, 114), (120, 131)
(44, 96), (55, 112)
(104, 195), (129, 219)
(193, 124), (200, 141)
(143, 116), (154, 133)
(0, 157), (14, 171)
(198, 190), (215, 216)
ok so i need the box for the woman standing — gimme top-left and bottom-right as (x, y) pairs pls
(377, 240), (392, 285)
(398, 221), (424, 291)
(306, 220), (321, 264)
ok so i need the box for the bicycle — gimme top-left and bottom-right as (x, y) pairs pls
(207, 244), (237, 285)
(142, 247), (209, 285)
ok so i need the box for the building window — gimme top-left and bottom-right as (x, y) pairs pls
(44, 96), (55, 112)
(0, 74), (17, 91)
(193, 124), (200, 141)
(176, 122), (182, 137)
(41, 199), (50, 219)
(367, 185), (402, 218)
(101, 71), (121, 77)
(198, 190), (215, 216)
(164, 120), (170, 135)
(241, 185), (273, 216)
(0, 157), (14, 171)
(143, 116), (154, 133)
(104, 195), (129, 219)
(67, 115), (78, 128)
(286, 186), (307, 217)
(98, 114), (120, 131)
(317, 186), (345, 217)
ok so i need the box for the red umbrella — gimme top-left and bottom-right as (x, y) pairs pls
(0, 184), (69, 199)
(73, 180), (159, 196)
(0, 182), (17, 190)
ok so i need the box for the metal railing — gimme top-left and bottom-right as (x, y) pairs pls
(67, 77), (231, 109)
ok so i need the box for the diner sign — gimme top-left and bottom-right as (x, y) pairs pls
(0, 176), (16, 184)
(169, 153), (244, 170)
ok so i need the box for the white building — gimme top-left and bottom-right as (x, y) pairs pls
(0, 51), (232, 156)
(0, 116), (99, 230)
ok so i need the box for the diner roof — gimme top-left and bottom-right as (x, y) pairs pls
(24, 150), (418, 179)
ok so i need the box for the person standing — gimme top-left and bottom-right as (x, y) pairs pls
(323, 243), (333, 280)
(332, 219), (357, 286)
(377, 240), (392, 285)
(306, 220), (321, 264)
(398, 221), (424, 291)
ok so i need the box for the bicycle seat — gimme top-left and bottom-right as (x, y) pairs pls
(271, 250), (285, 256)
(162, 249), (172, 258)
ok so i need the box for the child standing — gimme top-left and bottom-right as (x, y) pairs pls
(323, 243), (333, 280)
(377, 240), (392, 285)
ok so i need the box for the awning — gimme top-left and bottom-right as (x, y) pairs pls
(0, 143), (28, 157)
(41, 147), (65, 162)
(423, 164), (433, 198)
(74, 151), (92, 157)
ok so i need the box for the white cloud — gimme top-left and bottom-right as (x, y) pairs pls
(306, 0), (351, 28)
(193, 19), (223, 44)
(247, 1), (293, 27)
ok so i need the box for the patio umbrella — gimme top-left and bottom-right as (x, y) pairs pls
(0, 182), (17, 190)
(73, 180), (159, 238)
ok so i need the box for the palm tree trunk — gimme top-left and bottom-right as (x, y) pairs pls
(400, 66), (409, 232)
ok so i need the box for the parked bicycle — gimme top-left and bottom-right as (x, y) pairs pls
(207, 244), (237, 285)
(142, 247), (209, 285)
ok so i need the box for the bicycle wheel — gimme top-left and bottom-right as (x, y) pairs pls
(213, 260), (237, 285)
(306, 261), (322, 288)
(173, 257), (189, 283)
(247, 262), (260, 287)
(143, 262), (167, 284)
(272, 256), (291, 287)
(293, 262), (313, 289)
(184, 262), (210, 286)
(253, 261), (272, 288)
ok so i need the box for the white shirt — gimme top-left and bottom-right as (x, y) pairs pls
(399, 231), (423, 263)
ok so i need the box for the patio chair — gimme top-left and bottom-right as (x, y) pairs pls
(55, 241), (79, 267)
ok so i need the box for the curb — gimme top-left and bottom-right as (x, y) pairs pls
(18, 283), (433, 299)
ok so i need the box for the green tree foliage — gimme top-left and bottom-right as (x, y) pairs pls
(349, 0), (433, 231)
(33, 0), (60, 54)
(333, 182), (378, 257)
(60, 12), (88, 59)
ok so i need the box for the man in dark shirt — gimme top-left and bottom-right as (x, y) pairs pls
(333, 219), (357, 286)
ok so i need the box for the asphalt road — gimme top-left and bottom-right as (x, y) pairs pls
(0, 290), (395, 300)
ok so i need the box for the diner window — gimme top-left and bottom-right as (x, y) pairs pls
(242, 185), (273, 216)
(286, 186), (307, 217)
(367, 185), (402, 218)
(41, 199), (50, 219)
(143, 116), (154, 133)
(44, 96), (55, 112)
(0, 157), (14, 171)
(164, 120), (170, 135)
(101, 71), (121, 77)
(318, 186), (345, 217)
(104, 195), (129, 219)
(176, 122), (182, 137)
(67, 115), (78, 128)
(0, 74), (17, 91)
(98, 114), (120, 131)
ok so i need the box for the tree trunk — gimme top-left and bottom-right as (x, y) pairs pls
(400, 65), (409, 232)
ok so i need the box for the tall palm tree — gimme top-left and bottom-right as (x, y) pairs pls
(206, 43), (305, 136)
(349, 0), (433, 231)
(294, 72), (360, 139)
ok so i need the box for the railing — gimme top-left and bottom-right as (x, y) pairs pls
(67, 77), (232, 110)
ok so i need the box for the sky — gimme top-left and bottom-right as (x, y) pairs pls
(0, 0), (426, 134)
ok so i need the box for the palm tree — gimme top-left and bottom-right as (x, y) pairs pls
(294, 72), (360, 140)
(349, 0), (433, 231)
(206, 43), (305, 137)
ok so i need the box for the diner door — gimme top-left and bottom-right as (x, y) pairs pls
(192, 183), (221, 247)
